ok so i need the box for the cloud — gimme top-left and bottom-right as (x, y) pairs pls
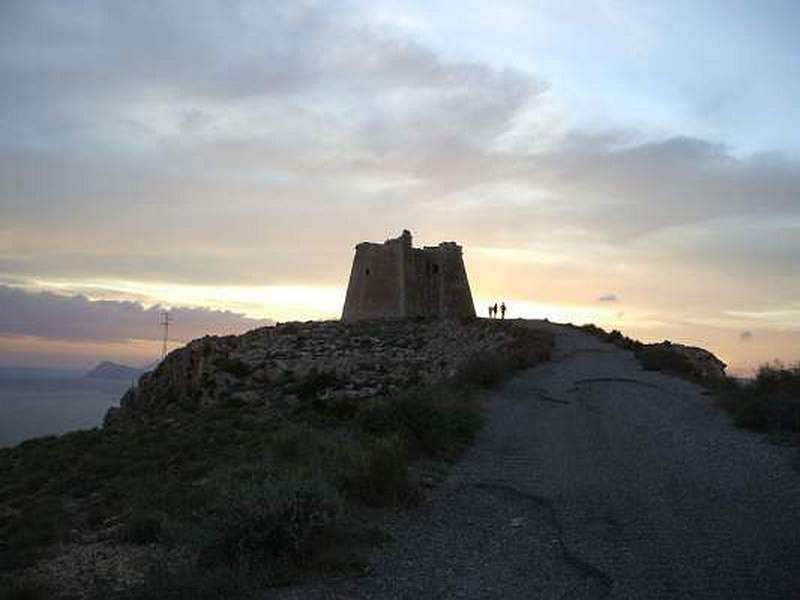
(0, 0), (547, 287)
(597, 293), (618, 302)
(0, 0), (799, 377)
(2, 3), (797, 273)
(0, 285), (272, 343)
(0, 2), (543, 158)
(740, 331), (753, 341)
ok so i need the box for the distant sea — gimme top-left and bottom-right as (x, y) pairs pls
(0, 366), (132, 448)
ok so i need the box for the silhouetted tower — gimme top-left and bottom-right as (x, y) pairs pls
(342, 230), (475, 321)
(160, 310), (172, 360)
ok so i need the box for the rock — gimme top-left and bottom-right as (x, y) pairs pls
(104, 319), (554, 429)
(661, 342), (727, 379)
(637, 340), (727, 380)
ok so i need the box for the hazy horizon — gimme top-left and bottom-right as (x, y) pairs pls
(2, 1), (799, 375)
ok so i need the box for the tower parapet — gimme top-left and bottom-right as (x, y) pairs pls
(342, 230), (475, 321)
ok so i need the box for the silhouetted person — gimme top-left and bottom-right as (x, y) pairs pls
(500, 302), (506, 319)
(488, 305), (494, 318)
(492, 303), (498, 319)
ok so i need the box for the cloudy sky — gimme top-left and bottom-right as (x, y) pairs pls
(1, 1), (798, 372)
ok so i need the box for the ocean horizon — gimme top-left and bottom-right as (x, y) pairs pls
(0, 365), (132, 448)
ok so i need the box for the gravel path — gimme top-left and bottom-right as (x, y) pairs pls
(272, 322), (800, 599)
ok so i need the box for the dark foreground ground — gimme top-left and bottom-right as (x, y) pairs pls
(275, 321), (800, 599)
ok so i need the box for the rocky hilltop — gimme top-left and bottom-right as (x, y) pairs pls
(106, 318), (552, 428)
(576, 324), (727, 380)
(4, 317), (747, 599)
(3, 318), (553, 598)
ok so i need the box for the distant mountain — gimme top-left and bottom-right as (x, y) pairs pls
(85, 361), (144, 381)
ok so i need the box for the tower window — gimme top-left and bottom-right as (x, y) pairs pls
(432, 264), (439, 274)
(365, 268), (371, 276)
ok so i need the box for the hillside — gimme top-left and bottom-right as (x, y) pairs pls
(8, 318), (780, 599)
(0, 318), (553, 598)
(275, 321), (800, 599)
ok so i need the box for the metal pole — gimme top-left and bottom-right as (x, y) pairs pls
(160, 310), (172, 360)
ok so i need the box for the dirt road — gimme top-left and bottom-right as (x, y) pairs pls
(276, 322), (800, 598)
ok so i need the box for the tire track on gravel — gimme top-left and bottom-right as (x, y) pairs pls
(473, 482), (614, 595)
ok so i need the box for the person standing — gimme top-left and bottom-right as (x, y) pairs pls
(492, 302), (498, 319)
(488, 305), (494, 318)
(500, 302), (506, 319)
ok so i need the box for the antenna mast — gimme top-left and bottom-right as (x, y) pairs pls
(160, 310), (173, 360)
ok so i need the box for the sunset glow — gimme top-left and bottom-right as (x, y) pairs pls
(1, 1), (799, 374)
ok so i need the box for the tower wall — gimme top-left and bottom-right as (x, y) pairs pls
(434, 243), (475, 318)
(341, 233), (409, 321)
(341, 230), (475, 321)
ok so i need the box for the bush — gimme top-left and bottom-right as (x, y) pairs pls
(215, 357), (252, 378)
(306, 394), (360, 424)
(504, 327), (554, 368)
(635, 345), (696, 377)
(718, 363), (800, 433)
(199, 473), (341, 570)
(755, 363), (800, 397)
(270, 424), (355, 468)
(0, 578), (49, 600)
(271, 426), (311, 463)
(578, 324), (638, 350)
(359, 389), (484, 459)
(0, 496), (68, 570)
(118, 512), (162, 544)
(338, 435), (410, 507)
(456, 352), (510, 388)
(718, 387), (770, 431)
(294, 369), (340, 401)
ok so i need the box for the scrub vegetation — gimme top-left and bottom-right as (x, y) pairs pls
(0, 321), (554, 599)
(0, 386), (484, 598)
(716, 362), (800, 435)
(575, 323), (800, 439)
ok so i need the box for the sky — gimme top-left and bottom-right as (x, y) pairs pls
(0, 0), (798, 374)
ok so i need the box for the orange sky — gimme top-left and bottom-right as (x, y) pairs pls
(1, 258), (797, 375)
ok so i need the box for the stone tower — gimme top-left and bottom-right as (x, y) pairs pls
(342, 230), (476, 321)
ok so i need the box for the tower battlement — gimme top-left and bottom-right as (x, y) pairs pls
(341, 230), (475, 321)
